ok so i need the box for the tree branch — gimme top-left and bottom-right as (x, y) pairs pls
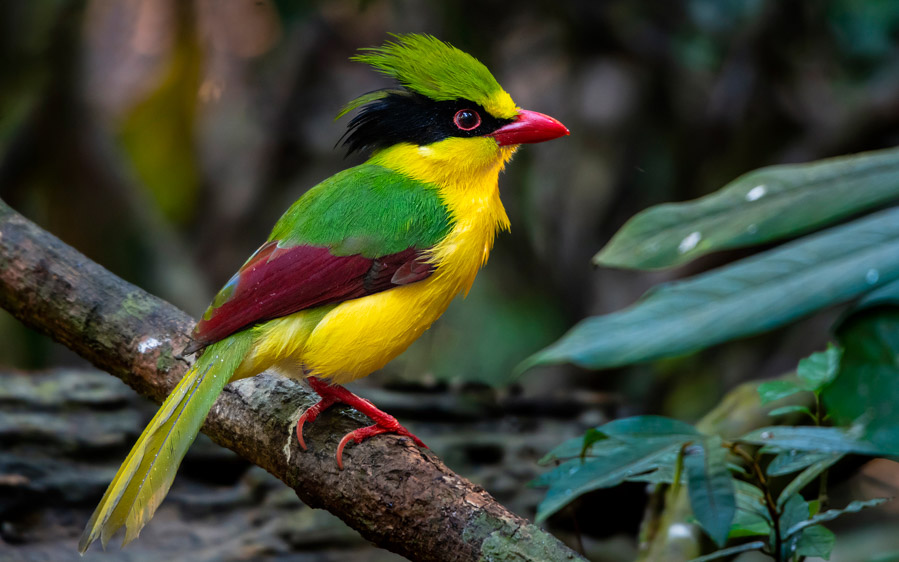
(0, 198), (583, 562)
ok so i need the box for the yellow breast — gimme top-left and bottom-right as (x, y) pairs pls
(245, 137), (517, 384)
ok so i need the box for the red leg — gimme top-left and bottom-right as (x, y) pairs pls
(297, 377), (427, 469)
(296, 378), (340, 450)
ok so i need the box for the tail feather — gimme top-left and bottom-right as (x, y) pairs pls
(79, 333), (253, 553)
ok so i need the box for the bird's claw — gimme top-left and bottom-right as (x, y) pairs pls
(335, 424), (428, 470)
(295, 394), (338, 450)
(297, 377), (427, 469)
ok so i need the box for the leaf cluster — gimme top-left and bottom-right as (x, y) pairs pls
(537, 412), (889, 561)
(527, 147), (899, 560)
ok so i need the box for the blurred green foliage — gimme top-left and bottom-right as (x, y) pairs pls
(118, 17), (202, 224)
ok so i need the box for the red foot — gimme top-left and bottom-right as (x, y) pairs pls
(296, 377), (427, 469)
(296, 392), (339, 450)
(335, 420), (427, 470)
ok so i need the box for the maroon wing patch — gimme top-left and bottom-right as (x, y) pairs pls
(187, 242), (432, 352)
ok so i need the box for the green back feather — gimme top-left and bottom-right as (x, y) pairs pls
(79, 333), (254, 552)
(340, 33), (506, 117)
(270, 164), (452, 257)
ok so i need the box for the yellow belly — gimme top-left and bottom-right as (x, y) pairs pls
(302, 274), (458, 383)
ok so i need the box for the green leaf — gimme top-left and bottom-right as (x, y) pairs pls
(734, 479), (771, 522)
(684, 437), (736, 547)
(540, 416), (698, 464)
(687, 541), (766, 562)
(625, 462), (679, 485)
(534, 441), (684, 522)
(757, 379), (805, 405)
(808, 499), (821, 516)
(796, 344), (843, 391)
(534, 416), (700, 521)
(739, 426), (885, 455)
(776, 454), (843, 508)
(594, 147), (899, 270)
(729, 517), (770, 538)
(767, 450), (838, 476)
(523, 207), (899, 370)
(539, 434), (593, 465)
(767, 404), (813, 418)
(627, 446), (689, 485)
(771, 494), (811, 560)
(823, 308), (899, 455)
(600, 415), (701, 438)
(796, 525), (835, 560)
(780, 494), (811, 536)
(730, 481), (771, 537)
(784, 498), (888, 539)
(729, 481), (772, 542)
(776, 493), (812, 559)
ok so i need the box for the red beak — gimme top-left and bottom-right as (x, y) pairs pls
(490, 109), (569, 146)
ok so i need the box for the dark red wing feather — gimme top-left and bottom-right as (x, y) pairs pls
(188, 243), (432, 351)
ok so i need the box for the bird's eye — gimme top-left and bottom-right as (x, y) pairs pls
(453, 109), (481, 131)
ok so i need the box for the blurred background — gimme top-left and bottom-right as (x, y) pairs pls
(1, 1), (898, 560)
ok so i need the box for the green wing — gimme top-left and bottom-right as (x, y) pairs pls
(188, 164), (453, 349)
(271, 163), (452, 257)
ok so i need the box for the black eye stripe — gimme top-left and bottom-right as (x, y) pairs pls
(341, 91), (514, 156)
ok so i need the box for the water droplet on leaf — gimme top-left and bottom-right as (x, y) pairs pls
(746, 185), (767, 201)
(678, 231), (702, 254)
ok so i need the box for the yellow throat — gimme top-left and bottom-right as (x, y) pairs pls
(370, 136), (516, 295)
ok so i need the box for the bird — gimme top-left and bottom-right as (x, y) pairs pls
(79, 33), (568, 553)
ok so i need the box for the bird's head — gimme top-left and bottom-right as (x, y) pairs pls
(338, 34), (568, 176)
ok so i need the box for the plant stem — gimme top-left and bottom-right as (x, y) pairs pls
(812, 391), (830, 508)
(730, 444), (783, 562)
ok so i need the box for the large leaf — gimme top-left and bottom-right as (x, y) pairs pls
(524, 207), (899, 370)
(595, 147), (899, 270)
(823, 307), (899, 454)
(684, 437), (736, 546)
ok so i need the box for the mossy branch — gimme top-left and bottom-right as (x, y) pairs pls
(0, 198), (583, 562)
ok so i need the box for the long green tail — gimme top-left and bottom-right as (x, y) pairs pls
(79, 332), (254, 553)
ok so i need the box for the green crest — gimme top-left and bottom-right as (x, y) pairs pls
(339, 34), (514, 119)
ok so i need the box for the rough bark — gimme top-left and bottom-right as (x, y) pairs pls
(0, 198), (583, 562)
